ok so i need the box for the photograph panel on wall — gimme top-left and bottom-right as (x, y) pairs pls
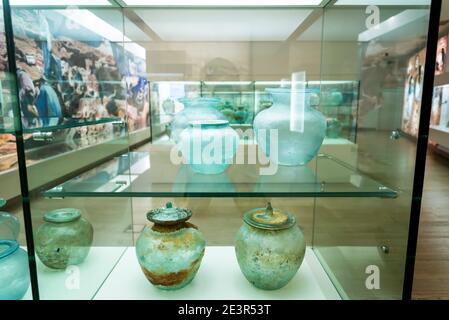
(435, 35), (448, 76)
(0, 9), (150, 173)
(401, 48), (426, 137)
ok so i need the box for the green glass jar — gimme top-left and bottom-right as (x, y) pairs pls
(136, 202), (205, 290)
(235, 203), (306, 290)
(36, 208), (93, 269)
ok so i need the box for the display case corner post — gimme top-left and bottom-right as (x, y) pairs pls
(402, 0), (442, 301)
(2, 0), (40, 300)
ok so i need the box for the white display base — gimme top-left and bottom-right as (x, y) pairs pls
(94, 246), (340, 300)
(430, 126), (449, 150)
(23, 247), (126, 300)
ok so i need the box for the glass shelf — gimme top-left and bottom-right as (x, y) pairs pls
(43, 151), (398, 199)
(0, 117), (124, 134)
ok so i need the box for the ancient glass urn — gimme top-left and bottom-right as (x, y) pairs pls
(0, 203), (30, 300)
(253, 87), (326, 166)
(35, 208), (93, 269)
(235, 203), (306, 290)
(136, 202), (206, 290)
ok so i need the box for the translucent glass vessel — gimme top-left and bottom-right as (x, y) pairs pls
(235, 203), (306, 290)
(0, 212), (30, 300)
(170, 97), (226, 143)
(136, 202), (205, 290)
(179, 120), (239, 174)
(253, 88), (326, 166)
(35, 208), (93, 269)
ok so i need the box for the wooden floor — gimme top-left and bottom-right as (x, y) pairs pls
(412, 148), (449, 300)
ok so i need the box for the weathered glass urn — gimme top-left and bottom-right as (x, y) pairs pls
(35, 208), (93, 269)
(136, 202), (206, 290)
(0, 201), (30, 300)
(235, 203), (306, 290)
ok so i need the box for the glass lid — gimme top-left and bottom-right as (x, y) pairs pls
(147, 202), (192, 225)
(243, 202), (296, 230)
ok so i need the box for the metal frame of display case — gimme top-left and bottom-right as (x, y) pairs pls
(1, 0), (442, 300)
(403, 0), (442, 300)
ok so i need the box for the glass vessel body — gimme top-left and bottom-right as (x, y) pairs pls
(35, 208), (94, 269)
(235, 205), (306, 290)
(170, 97), (226, 143)
(179, 120), (239, 174)
(136, 203), (206, 290)
(253, 88), (326, 166)
(0, 240), (30, 300)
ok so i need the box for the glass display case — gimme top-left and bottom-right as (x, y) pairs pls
(0, 0), (442, 300)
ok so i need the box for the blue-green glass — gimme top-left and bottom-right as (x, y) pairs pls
(170, 97), (226, 142)
(0, 240), (30, 300)
(0, 211), (30, 300)
(253, 88), (326, 166)
(35, 208), (93, 269)
(179, 120), (239, 175)
(235, 204), (306, 290)
(326, 118), (342, 138)
(136, 203), (205, 290)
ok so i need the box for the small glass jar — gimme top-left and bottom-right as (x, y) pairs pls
(36, 208), (93, 269)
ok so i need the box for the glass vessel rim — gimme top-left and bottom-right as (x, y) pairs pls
(179, 97), (221, 106)
(0, 240), (19, 259)
(188, 119), (229, 127)
(44, 208), (82, 223)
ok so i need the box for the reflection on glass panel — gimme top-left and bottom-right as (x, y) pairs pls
(314, 5), (431, 299)
(5, 8), (150, 173)
(2, 6), (136, 300)
(0, 3), (32, 301)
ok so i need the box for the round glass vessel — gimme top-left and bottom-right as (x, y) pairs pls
(235, 203), (306, 290)
(170, 97), (225, 143)
(36, 208), (93, 269)
(0, 211), (30, 300)
(253, 88), (326, 166)
(136, 202), (206, 290)
(179, 119), (239, 175)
